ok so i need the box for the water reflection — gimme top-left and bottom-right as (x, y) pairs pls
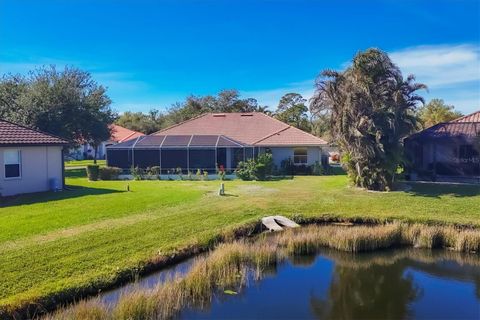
(310, 251), (421, 319)
(181, 249), (480, 319)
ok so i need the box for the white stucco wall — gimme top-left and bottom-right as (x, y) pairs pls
(0, 146), (64, 197)
(69, 141), (108, 160)
(263, 146), (324, 167)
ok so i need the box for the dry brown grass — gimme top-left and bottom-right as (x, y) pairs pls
(44, 299), (108, 320)
(46, 223), (480, 320)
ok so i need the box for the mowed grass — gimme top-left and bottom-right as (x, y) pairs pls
(64, 159), (106, 168)
(0, 172), (479, 313)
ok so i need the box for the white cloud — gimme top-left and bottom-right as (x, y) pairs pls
(389, 44), (480, 113)
(246, 44), (480, 114)
(389, 44), (480, 88)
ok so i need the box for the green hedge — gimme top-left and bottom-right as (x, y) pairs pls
(86, 165), (99, 181)
(99, 167), (122, 180)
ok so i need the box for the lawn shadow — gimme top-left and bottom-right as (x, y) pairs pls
(0, 185), (122, 208)
(65, 168), (87, 179)
(269, 176), (295, 181)
(222, 193), (239, 197)
(326, 166), (347, 176)
(406, 182), (480, 198)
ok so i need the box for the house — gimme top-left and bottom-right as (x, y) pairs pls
(106, 112), (328, 173)
(0, 119), (68, 196)
(70, 124), (144, 160)
(405, 110), (480, 183)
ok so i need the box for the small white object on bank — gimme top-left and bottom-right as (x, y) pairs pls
(261, 215), (300, 232)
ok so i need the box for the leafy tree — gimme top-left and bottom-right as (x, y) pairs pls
(0, 66), (116, 155)
(0, 75), (29, 123)
(116, 109), (164, 134)
(161, 89), (269, 127)
(417, 99), (462, 128)
(274, 93), (310, 131)
(310, 113), (332, 140)
(311, 48), (426, 191)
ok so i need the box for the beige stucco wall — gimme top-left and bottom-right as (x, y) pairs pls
(0, 146), (63, 197)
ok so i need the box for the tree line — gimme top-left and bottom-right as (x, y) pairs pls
(0, 49), (466, 191)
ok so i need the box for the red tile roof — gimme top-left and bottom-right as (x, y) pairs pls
(408, 110), (480, 141)
(154, 113), (327, 146)
(0, 119), (68, 146)
(109, 124), (144, 143)
(452, 110), (480, 123)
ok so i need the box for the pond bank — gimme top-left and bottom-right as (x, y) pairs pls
(43, 223), (480, 320)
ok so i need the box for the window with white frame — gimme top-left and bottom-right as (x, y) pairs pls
(4, 150), (21, 179)
(293, 148), (308, 164)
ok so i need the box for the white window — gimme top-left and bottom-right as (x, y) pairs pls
(4, 150), (21, 179)
(293, 148), (308, 164)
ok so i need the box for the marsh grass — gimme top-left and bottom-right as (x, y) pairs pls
(46, 223), (480, 320)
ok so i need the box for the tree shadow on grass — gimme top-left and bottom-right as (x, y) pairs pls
(65, 168), (87, 179)
(406, 182), (480, 198)
(0, 185), (122, 208)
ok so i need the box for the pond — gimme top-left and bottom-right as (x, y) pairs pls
(99, 248), (479, 319)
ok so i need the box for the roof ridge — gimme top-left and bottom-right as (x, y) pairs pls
(451, 110), (480, 123)
(252, 126), (292, 145)
(0, 118), (68, 143)
(151, 113), (211, 136)
(120, 131), (138, 142)
(111, 124), (144, 135)
(253, 114), (329, 145)
(285, 124), (330, 143)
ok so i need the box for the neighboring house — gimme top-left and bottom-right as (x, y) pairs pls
(106, 112), (328, 173)
(70, 124), (144, 160)
(0, 119), (68, 196)
(405, 110), (480, 183)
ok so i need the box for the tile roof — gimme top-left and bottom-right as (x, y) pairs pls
(0, 119), (68, 146)
(408, 110), (480, 141)
(153, 112), (327, 146)
(109, 124), (144, 143)
(452, 110), (480, 123)
(254, 126), (328, 146)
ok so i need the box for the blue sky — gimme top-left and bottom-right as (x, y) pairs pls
(1, 0), (479, 114)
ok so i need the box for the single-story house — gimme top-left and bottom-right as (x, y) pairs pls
(0, 119), (68, 196)
(69, 124), (144, 160)
(106, 112), (328, 173)
(405, 110), (480, 183)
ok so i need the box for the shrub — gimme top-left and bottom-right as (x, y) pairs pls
(99, 166), (122, 180)
(176, 167), (183, 180)
(255, 153), (273, 180)
(86, 165), (100, 181)
(236, 159), (256, 180)
(280, 158), (294, 176)
(147, 166), (161, 177)
(311, 161), (323, 176)
(131, 166), (144, 180)
(236, 153), (273, 181)
(216, 164), (226, 181)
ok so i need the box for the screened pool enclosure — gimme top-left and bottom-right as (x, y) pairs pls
(106, 135), (257, 173)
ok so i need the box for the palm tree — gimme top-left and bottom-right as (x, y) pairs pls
(311, 48), (427, 191)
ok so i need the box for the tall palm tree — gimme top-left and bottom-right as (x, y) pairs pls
(311, 48), (426, 191)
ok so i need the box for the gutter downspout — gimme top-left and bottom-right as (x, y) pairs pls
(61, 146), (65, 190)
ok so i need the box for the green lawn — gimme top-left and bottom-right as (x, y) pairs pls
(65, 159), (106, 168)
(0, 172), (479, 313)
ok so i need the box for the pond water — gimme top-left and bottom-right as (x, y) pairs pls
(99, 248), (479, 319)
